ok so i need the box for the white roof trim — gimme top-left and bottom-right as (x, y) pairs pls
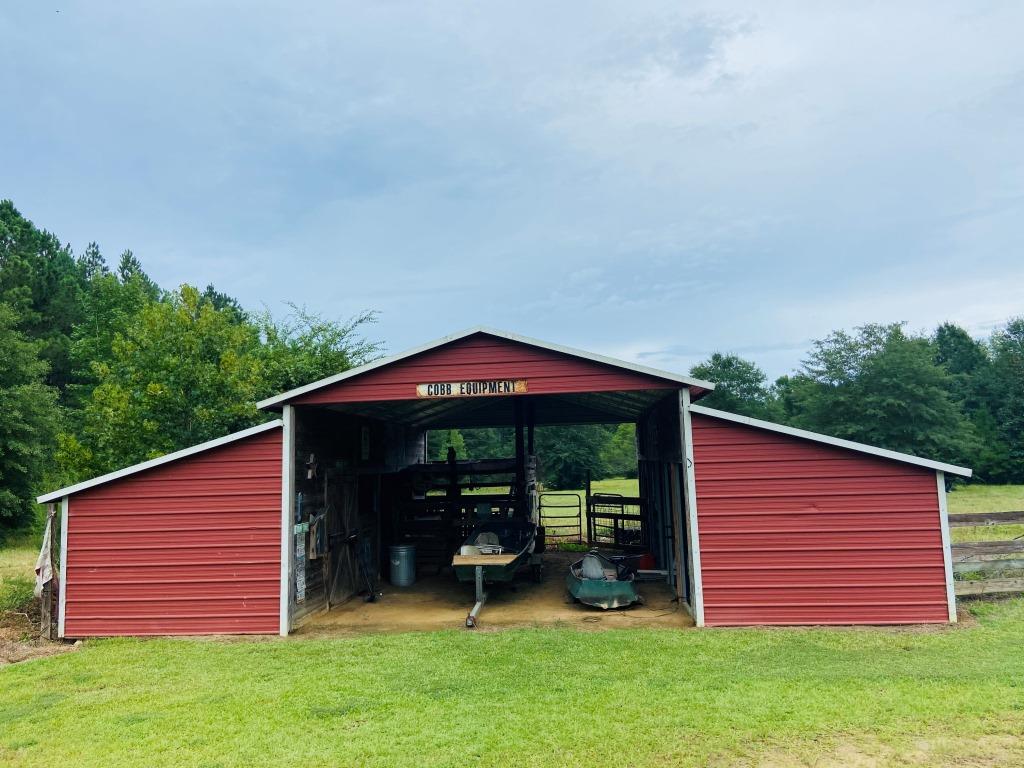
(37, 420), (284, 503)
(257, 326), (715, 409)
(688, 404), (973, 478)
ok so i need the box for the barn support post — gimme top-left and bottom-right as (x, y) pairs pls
(936, 471), (957, 623)
(280, 405), (296, 636)
(668, 464), (686, 602)
(57, 495), (68, 638)
(679, 388), (704, 627)
(514, 399), (526, 502)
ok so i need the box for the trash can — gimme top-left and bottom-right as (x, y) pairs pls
(389, 544), (416, 587)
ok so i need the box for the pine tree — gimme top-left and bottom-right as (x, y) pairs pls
(0, 303), (58, 529)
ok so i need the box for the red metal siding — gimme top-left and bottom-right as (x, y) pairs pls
(64, 429), (282, 636)
(294, 333), (677, 404)
(691, 415), (948, 626)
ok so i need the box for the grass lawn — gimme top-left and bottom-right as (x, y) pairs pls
(3, 484), (1024, 765)
(1, 600), (1023, 767)
(0, 531), (38, 613)
(947, 485), (1024, 544)
(947, 484), (1024, 514)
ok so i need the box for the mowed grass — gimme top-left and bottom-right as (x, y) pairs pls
(947, 484), (1024, 514)
(2, 600), (1024, 767)
(947, 485), (1024, 544)
(1, 486), (1024, 764)
(0, 531), (39, 613)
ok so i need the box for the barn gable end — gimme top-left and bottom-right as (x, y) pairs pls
(59, 426), (282, 637)
(290, 333), (681, 405)
(690, 412), (951, 625)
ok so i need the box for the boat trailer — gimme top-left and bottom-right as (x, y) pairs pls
(451, 551), (543, 628)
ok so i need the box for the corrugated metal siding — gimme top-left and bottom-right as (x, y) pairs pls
(294, 333), (676, 404)
(64, 429), (282, 636)
(691, 414), (948, 626)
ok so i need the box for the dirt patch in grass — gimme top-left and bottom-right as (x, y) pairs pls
(0, 597), (72, 666)
(736, 732), (1024, 767)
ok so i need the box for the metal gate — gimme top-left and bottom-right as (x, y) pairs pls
(587, 493), (649, 552)
(539, 492), (582, 543)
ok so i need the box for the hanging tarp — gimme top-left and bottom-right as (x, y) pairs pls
(34, 510), (57, 599)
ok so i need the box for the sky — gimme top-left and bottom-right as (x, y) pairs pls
(2, 2), (1022, 379)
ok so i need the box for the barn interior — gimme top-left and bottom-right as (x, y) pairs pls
(281, 386), (697, 632)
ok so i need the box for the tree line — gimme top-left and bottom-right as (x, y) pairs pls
(2, 198), (1021, 530)
(434, 324), (1024, 490)
(0, 200), (378, 534)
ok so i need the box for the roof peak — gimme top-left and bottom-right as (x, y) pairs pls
(257, 326), (714, 410)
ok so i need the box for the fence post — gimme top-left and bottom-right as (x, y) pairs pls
(40, 503), (56, 640)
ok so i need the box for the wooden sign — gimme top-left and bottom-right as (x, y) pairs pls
(416, 379), (528, 398)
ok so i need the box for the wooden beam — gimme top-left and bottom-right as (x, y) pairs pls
(953, 559), (1024, 573)
(452, 554), (518, 567)
(952, 540), (1024, 558)
(948, 511), (1024, 527)
(955, 578), (1024, 596)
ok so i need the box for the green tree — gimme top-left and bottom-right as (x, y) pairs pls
(430, 429), (467, 461)
(69, 249), (161, 398)
(0, 200), (86, 393)
(600, 423), (637, 478)
(934, 323), (989, 376)
(690, 353), (779, 419)
(788, 323), (976, 465)
(0, 303), (58, 530)
(461, 427), (513, 459)
(75, 284), (266, 473)
(932, 322), (1008, 481)
(256, 306), (382, 398)
(535, 425), (609, 489)
(989, 318), (1024, 482)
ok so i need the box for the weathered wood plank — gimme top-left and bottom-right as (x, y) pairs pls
(948, 511), (1024, 527)
(955, 577), (1024, 596)
(954, 551), (1024, 562)
(951, 540), (1024, 558)
(451, 554), (517, 567)
(953, 559), (1024, 573)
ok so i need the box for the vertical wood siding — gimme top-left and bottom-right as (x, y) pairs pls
(294, 333), (677, 404)
(691, 414), (949, 625)
(63, 429), (282, 636)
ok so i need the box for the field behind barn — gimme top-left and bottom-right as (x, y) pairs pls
(2, 484), (1024, 767)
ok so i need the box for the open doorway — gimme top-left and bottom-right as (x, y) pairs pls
(284, 389), (695, 632)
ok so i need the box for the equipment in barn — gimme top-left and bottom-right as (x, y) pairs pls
(452, 518), (540, 628)
(566, 550), (642, 610)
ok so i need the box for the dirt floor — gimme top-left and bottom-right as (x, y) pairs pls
(297, 551), (694, 635)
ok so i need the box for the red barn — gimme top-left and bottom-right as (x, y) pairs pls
(38, 327), (969, 636)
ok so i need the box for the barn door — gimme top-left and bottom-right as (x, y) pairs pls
(328, 472), (359, 605)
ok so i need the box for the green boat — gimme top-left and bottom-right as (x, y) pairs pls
(566, 551), (642, 610)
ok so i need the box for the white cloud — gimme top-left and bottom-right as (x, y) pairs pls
(1, 1), (1021, 379)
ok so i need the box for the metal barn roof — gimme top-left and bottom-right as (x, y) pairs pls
(37, 420), (284, 503)
(689, 405), (972, 478)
